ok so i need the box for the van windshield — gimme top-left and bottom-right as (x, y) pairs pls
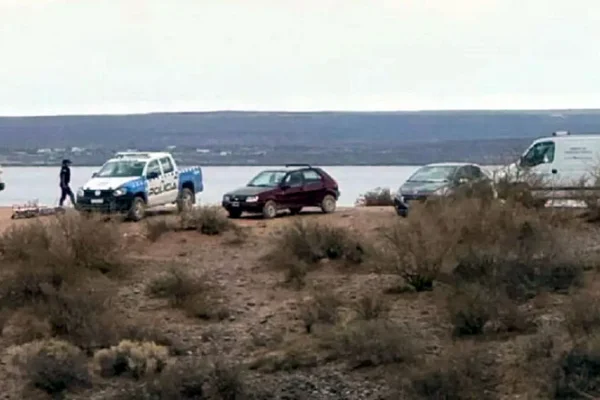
(520, 141), (555, 167)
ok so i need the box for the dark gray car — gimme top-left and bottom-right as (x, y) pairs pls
(393, 162), (493, 217)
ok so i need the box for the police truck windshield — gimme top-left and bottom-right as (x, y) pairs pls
(96, 160), (146, 178)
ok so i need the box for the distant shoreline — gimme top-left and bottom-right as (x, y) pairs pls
(0, 162), (427, 168)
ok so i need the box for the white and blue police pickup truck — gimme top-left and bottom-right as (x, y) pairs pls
(75, 152), (203, 221)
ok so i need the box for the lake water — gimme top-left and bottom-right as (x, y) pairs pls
(0, 165), (499, 207)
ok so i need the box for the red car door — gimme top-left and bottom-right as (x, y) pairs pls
(301, 169), (325, 206)
(280, 171), (307, 207)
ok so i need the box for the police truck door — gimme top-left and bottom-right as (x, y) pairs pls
(145, 160), (164, 207)
(159, 156), (179, 203)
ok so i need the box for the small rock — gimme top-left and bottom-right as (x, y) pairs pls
(229, 315), (236, 321)
(247, 301), (256, 306)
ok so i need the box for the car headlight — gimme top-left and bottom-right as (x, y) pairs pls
(113, 187), (127, 197)
(245, 196), (259, 203)
(432, 187), (447, 196)
(394, 189), (404, 202)
(77, 188), (84, 197)
(223, 195), (230, 202)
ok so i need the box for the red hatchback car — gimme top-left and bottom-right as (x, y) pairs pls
(221, 164), (341, 219)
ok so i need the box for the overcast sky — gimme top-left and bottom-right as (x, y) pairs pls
(1, 0), (599, 115)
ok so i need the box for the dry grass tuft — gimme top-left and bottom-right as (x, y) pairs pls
(321, 319), (417, 369)
(93, 340), (169, 379)
(565, 291), (600, 339)
(269, 220), (366, 269)
(352, 292), (390, 321)
(144, 216), (178, 242)
(180, 206), (234, 235)
(447, 284), (530, 337)
(298, 291), (344, 334)
(147, 267), (230, 321)
(409, 345), (498, 400)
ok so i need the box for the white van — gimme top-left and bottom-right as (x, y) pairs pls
(498, 131), (600, 189)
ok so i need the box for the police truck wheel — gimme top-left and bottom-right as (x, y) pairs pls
(128, 197), (146, 221)
(177, 188), (195, 213)
(262, 200), (277, 219)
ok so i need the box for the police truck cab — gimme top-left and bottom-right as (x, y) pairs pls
(75, 152), (203, 221)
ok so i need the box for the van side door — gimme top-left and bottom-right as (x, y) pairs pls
(519, 140), (557, 188)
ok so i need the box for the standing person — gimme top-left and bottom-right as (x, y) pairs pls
(59, 159), (75, 207)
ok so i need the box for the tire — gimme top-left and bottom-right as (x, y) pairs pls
(396, 207), (408, 217)
(177, 188), (195, 213)
(321, 194), (336, 214)
(289, 207), (302, 215)
(128, 197), (146, 221)
(228, 209), (242, 219)
(262, 200), (278, 219)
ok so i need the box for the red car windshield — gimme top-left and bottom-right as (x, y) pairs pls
(248, 171), (287, 187)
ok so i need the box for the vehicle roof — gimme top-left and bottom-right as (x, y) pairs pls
(260, 165), (322, 173)
(424, 162), (478, 167)
(109, 152), (172, 162)
(536, 134), (600, 142)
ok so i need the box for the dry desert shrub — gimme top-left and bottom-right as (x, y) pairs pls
(12, 339), (90, 396)
(110, 357), (249, 400)
(146, 267), (230, 321)
(351, 292), (390, 321)
(378, 200), (457, 291)
(359, 187), (395, 206)
(144, 216), (179, 242)
(298, 291), (344, 334)
(269, 220), (365, 267)
(409, 345), (498, 400)
(565, 291), (600, 339)
(320, 319), (417, 369)
(93, 339), (169, 379)
(0, 212), (126, 276)
(180, 206), (234, 235)
(554, 333), (600, 399)
(446, 283), (530, 337)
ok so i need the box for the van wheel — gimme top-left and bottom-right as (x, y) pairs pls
(177, 188), (195, 213)
(262, 200), (278, 219)
(128, 197), (146, 221)
(321, 195), (336, 214)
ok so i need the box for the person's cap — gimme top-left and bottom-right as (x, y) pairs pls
(62, 159), (72, 165)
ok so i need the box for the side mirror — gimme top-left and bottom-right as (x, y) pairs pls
(280, 183), (290, 190)
(458, 178), (468, 184)
(92, 172), (98, 178)
(147, 171), (159, 180)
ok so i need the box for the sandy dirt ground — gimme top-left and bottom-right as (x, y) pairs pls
(0, 203), (594, 399)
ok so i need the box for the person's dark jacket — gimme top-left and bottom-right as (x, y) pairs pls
(60, 165), (71, 187)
